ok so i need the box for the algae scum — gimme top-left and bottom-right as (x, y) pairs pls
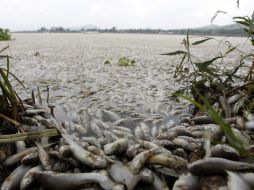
(0, 33), (253, 190)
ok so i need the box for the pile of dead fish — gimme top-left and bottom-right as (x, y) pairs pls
(1, 96), (254, 190)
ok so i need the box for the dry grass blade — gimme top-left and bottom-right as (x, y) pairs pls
(0, 45), (9, 54)
(0, 129), (58, 143)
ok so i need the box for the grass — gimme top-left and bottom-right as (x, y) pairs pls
(163, 10), (253, 157)
(0, 28), (11, 41)
(0, 46), (24, 131)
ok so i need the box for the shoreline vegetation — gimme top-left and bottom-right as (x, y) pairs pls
(12, 23), (249, 37)
(0, 28), (11, 41)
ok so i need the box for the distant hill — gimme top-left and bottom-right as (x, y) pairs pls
(169, 23), (245, 36)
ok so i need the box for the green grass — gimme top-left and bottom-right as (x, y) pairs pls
(0, 28), (11, 41)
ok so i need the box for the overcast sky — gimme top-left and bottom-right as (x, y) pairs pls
(0, 0), (253, 31)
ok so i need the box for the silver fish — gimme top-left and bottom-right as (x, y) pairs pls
(81, 136), (101, 148)
(210, 144), (240, 160)
(20, 152), (39, 165)
(239, 173), (254, 188)
(15, 141), (27, 153)
(1, 165), (32, 190)
(104, 138), (128, 155)
(134, 126), (144, 140)
(3, 143), (54, 167)
(140, 123), (151, 141)
(172, 138), (198, 151)
(34, 171), (119, 190)
(172, 173), (200, 190)
(90, 119), (104, 138)
(58, 145), (72, 158)
(108, 163), (142, 190)
(129, 148), (160, 174)
(63, 134), (108, 168)
(35, 142), (52, 171)
(227, 171), (251, 190)
(143, 172), (169, 190)
(20, 165), (43, 190)
(140, 168), (154, 183)
(151, 125), (159, 139)
(96, 109), (121, 122)
(148, 153), (188, 174)
(189, 157), (254, 175)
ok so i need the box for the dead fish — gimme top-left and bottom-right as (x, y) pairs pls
(126, 144), (142, 158)
(168, 126), (193, 137)
(112, 126), (133, 134)
(74, 124), (87, 135)
(134, 126), (144, 140)
(239, 173), (254, 188)
(88, 146), (117, 163)
(148, 153), (188, 174)
(111, 129), (134, 138)
(96, 109), (121, 122)
(22, 116), (39, 126)
(153, 165), (180, 178)
(94, 119), (111, 130)
(35, 142), (52, 171)
(15, 140), (27, 153)
(210, 144), (240, 160)
(245, 112), (254, 121)
(34, 171), (119, 190)
(20, 165), (43, 190)
(191, 131), (204, 138)
(140, 168), (154, 184)
(24, 109), (46, 115)
(151, 125), (159, 139)
(104, 130), (119, 141)
(232, 97), (248, 114)
(155, 131), (177, 140)
(129, 148), (160, 174)
(113, 118), (143, 129)
(1, 165), (32, 190)
(20, 152), (39, 165)
(232, 128), (250, 147)
(63, 134), (108, 168)
(173, 148), (187, 160)
(189, 157), (254, 175)
(191, 116), (214, 124)
(81, 136), (101, 148)
(140, 123), (151, 141)
(3, 143), (54, 167)
(227, 94), (242, 105)
(172, 138), (198, 151)
(143, 172), (169, 190)
(90, 120), (104, 138)
(245, 120), (254, 131)
(58, 145), (72, 158)
(227, 171), (251, 190)
(172, 173), (200, 190)
(219, 96), (232, 118)
(108, 163), (141, 190)
(152, 140), (174, 149)
(52, 160), (72, 172)
(139, 140), (160, 149)
(104, 138), (128, 155)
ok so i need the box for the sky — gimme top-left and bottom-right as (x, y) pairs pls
(0, 0), (253, 31)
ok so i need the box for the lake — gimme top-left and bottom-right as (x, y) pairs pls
(0, 33), (249, 123)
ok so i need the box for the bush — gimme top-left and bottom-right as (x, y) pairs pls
(0, 28), (11, 41)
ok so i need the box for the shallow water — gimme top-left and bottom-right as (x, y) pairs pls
(0, 33), (251, 123)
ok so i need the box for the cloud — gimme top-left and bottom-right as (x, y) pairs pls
(0, 0), (253, 30)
